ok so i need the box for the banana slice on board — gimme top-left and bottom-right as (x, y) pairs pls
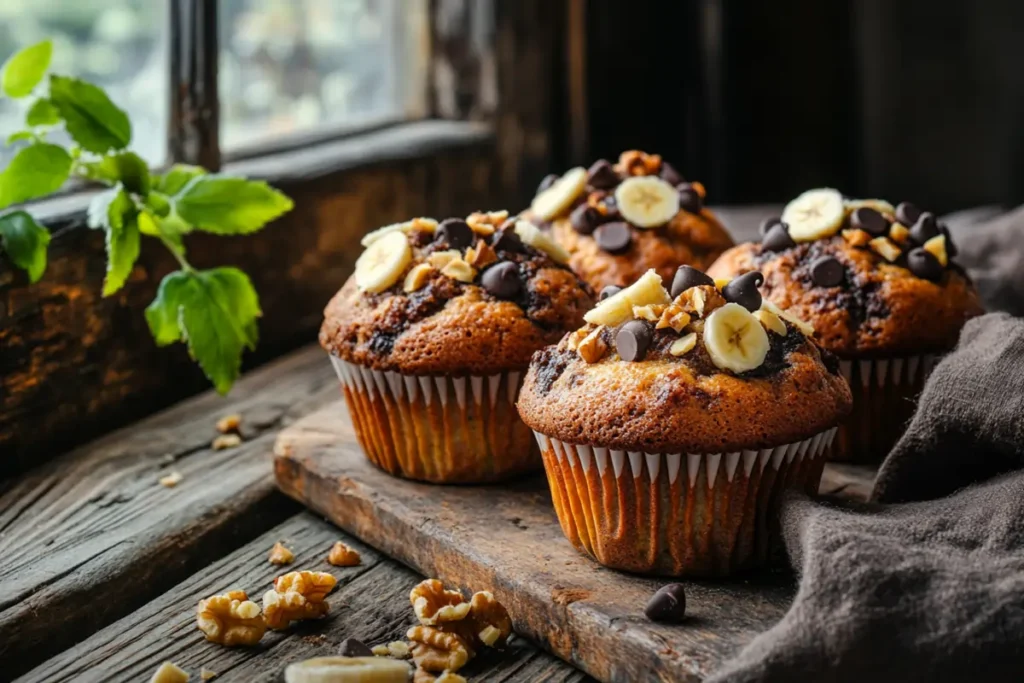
(782, 188), (845, 242)
(284, 657), (412, 683)
(584, 269), (670, 326)
(530, 167), (587, 221)
(703, 303), (770, 373)
(514, 219), (570, 264)
(355, 231), (412, 293)
(615, 176), (680, 228)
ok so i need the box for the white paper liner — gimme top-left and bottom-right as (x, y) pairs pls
(838, 353), (941, 389)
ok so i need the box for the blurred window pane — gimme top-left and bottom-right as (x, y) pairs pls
(0, 0), (168, 166)
(219, 0), (429, 152)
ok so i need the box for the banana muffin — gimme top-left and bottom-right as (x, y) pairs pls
(321, 211), (593, 483)
(517, 266), (852, 576)
(708, 189), (983, 463)
(526, 150), (734, 292)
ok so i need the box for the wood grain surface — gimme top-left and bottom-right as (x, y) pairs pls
(274, 402), (876, 683)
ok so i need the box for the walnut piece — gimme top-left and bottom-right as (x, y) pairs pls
(215, 413), (241, 434)
(408, 626), (472, 673)
(463, 590), (513, 649)
(428, 250), (462, 269)
(372, 645), (391, 656)
(196, 590), (266, 646)
(465, 240), (498, 270)
(656, 303), (691, 333)
(576, 326), (607, 364)
(411, 579), (472, 626)
(212, 434), (242, 450)
(466, 210), (509, 235)
(404, 263), (434, 293)
(632, 304), (665, 322)
(268, 542), (294, 565)
(441, 258), (477, 283)
(889, 223), (911, 244)
(675, 285), (725, 318)
(842, 228), (872, 247)
(869, 236), (901, 262)
(263, 570), (337, 630)
(328, 541), (361, 567)
(616, 150), (662, 176)
(150, 662), (189, 683)
(387, 641), (411, 658)
(159, 471), (183, 488)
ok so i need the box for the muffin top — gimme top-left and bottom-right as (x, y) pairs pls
(526, 150), (734, 292)
(517, 266), (852, 453)
(707, 189), (984, 357)
(320, 211), (594, 375)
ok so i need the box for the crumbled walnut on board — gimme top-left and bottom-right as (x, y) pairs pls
(268, 542), (294, 565)
(159, 471), (183, 488)
(408, 626), (472, 673)
(150, 662), (189, 683)
(200, 668), (218, 681)
(411, 580), (472, 626)
(263, 571), (337, 630)
(327, 541), (361, 567)
(196, 590), (266, 646)
(215, 414), (241, 434)
(211, 434), (242, 450)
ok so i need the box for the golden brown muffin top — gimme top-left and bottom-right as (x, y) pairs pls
(526, 151), (734, 292)
(517, 266), (852, 453)
(320, 212), (594, 375)
(707, 190), (983, 357)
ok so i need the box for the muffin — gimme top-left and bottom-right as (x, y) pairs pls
(526, 150), (734, 292)
(320, 211), (593, 483)
(708, 189), (983, 463)
(517, 266), (852, 576)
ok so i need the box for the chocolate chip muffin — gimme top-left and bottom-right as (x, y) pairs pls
(526, 151), (734, 293)
(320, 211), (593, 483)
(517, 266), (851, 577)
(708, 189), (983, 463)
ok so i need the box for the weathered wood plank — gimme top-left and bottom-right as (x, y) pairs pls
(273, 403), (876, 683)
(0, 344), (340, 678)
(18, 513), (592, 683)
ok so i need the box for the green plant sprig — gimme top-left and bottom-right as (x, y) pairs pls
(0, 40), (294, 394)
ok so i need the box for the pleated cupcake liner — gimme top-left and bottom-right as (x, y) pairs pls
(833, 353), (941, 463)
(534, 427), (838, 577)
(329, 355), (540, 483)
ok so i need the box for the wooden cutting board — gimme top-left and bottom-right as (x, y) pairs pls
(274, 401), (874, 683)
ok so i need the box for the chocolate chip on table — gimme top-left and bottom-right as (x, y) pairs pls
(659, 162), (685, 186)
(491, 227), (524, 253)
(481, 261), (522, 299)
(909, 212), (940, 245)
(339, 637), (374, 657)
(586, 159), (620, 190)
(599, 285), (622, 301)
(762, 223), (796, 252)
(644, 583), (686, 623)
(810, 256), (845, 287)
(759, 216), (784, 236)
(594, 221), (632, 254)
(907, 247), (944, 282)
(436, 218), (475, 249)
(722, 271), (764, 312)
(850, 207), (889, 236)
(670, 265), (715, 298)
(570, 204), (601, 235)
(676, 183), (703, 213)
(537, 174), (559, 194)
(616, 320), (654, 362)
(895, 201), (922, 227)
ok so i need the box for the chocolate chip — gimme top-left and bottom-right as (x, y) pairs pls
(762, 223), (796, 252)
(851, 207), (889, 236)
(659, 162), (685, 186)
(616, 320), (653, 362)
(340, 638), (373, 657)
(896, 201), (922, 227)
(481, 262), (522, 299)
(644, 583), (686, 623)
(909, 212), (939, 245)
(599, 285), (622, 301)
(759, 216), (783, 236)
(594, 221), (632, 254)
(677, 183), (703, 213)
(537, 174), (558, 194)
(940, 224), (958, 257)
(810, 256), (845, 287)
(570, 204), (600, 235)
(587, 159), (619, 190)
(670, 265), (714, 298)
(436, 218), (474, 249)
(907, 248), (943, 282)
(491, 227), (524, 253)
(722, 271), (764, 312)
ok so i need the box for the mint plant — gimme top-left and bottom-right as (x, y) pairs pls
(0, 40), (293, 394)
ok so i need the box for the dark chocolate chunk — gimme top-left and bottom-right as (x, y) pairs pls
(909, 212), (939, 245)
(436, 218), (474, 249)
(570, 204), (601, 235)
(722, 271), (764, 312)
(481, 262), (522, 299)
(594, 221), (632, 254)
(659, 161), (684, 186)
(340, 638), (374, 657)
(762, 223), (796, 252)
(677, 183), (703, 213)
(616, 320), (654, 362)
(810, 256), (845, 287)
(851, 207), (889, 236)
(907, 248), (943, 282)
(670, 265), (715, 298)
(599, 285), (622, 301)
(587, 159), (620, 190)
(895, 201), (922, 227)
(644, 583), (687, 623)
(537, 174), (558, 194)
(759, 216), (784, 236)
(491, 227), (524, 253)
(940, 224), (958, 257)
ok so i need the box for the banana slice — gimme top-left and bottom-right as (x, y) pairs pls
(584, 269), (670, 326)
(355, 231), (412, 293)
(530, 167), (587, 221)
(284, 657), (411, 683)
(782, 188), (846, 242)
(514, 219), (570, 264)
(361, 218), (438, 248)
(614, 176), (680, 228)
(703, 303), (770, 373)
(761, 299), (815, 337)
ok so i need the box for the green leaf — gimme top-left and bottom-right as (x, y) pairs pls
(25, 98), (59, 127)
(138, 208), (186, 252)
(49, 75), (131, 153)
(101, 187), (140, 296)
(145, 267), (261, 394)
(175, 175), (293, 235)
(0, 210), (50, 282)
(6, 131), (34, 145)
(0, 142), (72, 209)
(154, 164), (206, 195)
(1, 40), (52, 98)
(81, 151), (150, 194)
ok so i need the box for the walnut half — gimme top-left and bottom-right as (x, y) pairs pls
(262, 570), (337, 630)
(196, 590), (266, 646)
(327, 541), (361, 567)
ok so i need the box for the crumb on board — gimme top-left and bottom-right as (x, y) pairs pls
(150, 661), (188, 683)
(212, 434), (242, 450)
(159, 471), (183, 488)
(216, 413), (242, 434)
(268, 542), (295, 565)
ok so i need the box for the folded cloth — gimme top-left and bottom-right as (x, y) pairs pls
(950, 206), (1024, 317)
(709, 313), (1024, 683)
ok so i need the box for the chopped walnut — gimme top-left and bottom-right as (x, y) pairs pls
(428, 250), (462, 269)
(565, 328), (587, 352)
(387, 641), (412, 658)
(576, 326), (608, 364)
(408, 626), (472, 673)
(411, 579), (473, 626)
(404, 263), (434, 293)
(632, 304), (665, 322)
(327, 541), (361, 567)
(869, 236), (902, 262)
(656, 304), (691, 333)
(465, 240), (498, 270)
(466, 210), (508, 235)
(212, 434), (242, 450)
(674, 285), (725, 318)
(196, 590), (267, 646)
(159, 471), (183, 488)
(690, 181), (707, 199)
(463, 590), (513, 649)
(410, 217), (440, 233)
(200, 668), (218, 681)
(215, 414), (241, 434)
(889, 223), (911, 244)
(150, 662), (189, 683)
(441, 258), (477, 283)
(435, 672), (468, 683)
(616, 150), (661, 176)
(263, 571), (337, 630)
(842, 228), (872, 248)
(669, 333), (697, 357)
(268, 542), (294, 565)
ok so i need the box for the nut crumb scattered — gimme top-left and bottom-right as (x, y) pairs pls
(159, 471), (183, 488)
(372, 644), (391, 656)
(212, 434), (242, 450)
(200, 668), (217, 681)
(387, 641), (412, 658)
(215, 414), (242, 434)
(269, 542), (295, 565)
(328, 541), (361, 567)
(150, 661), (189, 683)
